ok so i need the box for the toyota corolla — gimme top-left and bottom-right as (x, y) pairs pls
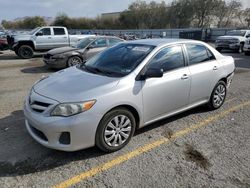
(24, 39), (235, 152)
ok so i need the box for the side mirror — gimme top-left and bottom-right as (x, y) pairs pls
(36, 32), (43, 36)
(138, 68), (163, 80)
(87, 44), (94, 50)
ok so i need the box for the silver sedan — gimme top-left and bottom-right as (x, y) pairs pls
(24, 39), (235, 152)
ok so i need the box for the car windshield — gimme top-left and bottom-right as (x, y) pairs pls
(226, 30), (246, 36)
(29, 27), (41, 35)
(74, 37), (95, 49)
(79, 43), (155, 77)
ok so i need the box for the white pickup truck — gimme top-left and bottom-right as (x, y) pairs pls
(215, 30), (250, 53)
(7, 26), (94, 59)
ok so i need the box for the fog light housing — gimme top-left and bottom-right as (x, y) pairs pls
(59, 132), (71, 145)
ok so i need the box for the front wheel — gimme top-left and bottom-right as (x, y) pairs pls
(207, 81), (227, 110)
(238, 43), (244, 53)
(216, 47), (222, 52)
(18, 45), (34, 59)
(96, 108), (136, 152)
(67, 56), (82, 67)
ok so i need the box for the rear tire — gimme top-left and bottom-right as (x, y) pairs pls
(207, 81), (227, 110)
(18, 45), (34, 59)
(96, 108), (136, 152)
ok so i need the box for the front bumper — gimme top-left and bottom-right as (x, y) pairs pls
(215, 42), (240, 50)
(23, 91), (102, 151)
(43, 57), (68, 69)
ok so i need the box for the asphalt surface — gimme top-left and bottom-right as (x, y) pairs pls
(0, 49), (250, 188)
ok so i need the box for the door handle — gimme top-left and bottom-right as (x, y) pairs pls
(181, 74), (189, 80)
(213, 66), (218, 70)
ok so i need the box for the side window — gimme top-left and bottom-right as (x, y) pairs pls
(186, 44), (213, 65)
(207, 49), (216, 60)
(148, 45), (185, 72)
(53, 28), (65, 35)
(91, 38), (107, 48)
(108, 38), (123, 46)
(39, 28), (51, 36)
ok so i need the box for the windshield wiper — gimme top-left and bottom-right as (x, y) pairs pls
(80, 64), (123, 77)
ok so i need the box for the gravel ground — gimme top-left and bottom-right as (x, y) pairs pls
(0, 50), (250, 188)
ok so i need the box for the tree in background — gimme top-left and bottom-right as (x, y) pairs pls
(168, 0), (194, 28)
(119, 0), (168, 29)
(1, 16), (46, 29)
(215, 0), (242, 28)
(1, 0), (249, 30)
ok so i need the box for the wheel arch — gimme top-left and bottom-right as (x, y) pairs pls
(102, 104), (141, 130)
(16, 41), (35, 50)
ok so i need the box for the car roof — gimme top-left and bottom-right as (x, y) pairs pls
(124, 38), (198, 46)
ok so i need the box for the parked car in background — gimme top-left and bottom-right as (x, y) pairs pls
(7, 26), (94, 59)
(215, 30), (250, 53)
(24, 39), (235, 152)
(43, 36), (124, 69)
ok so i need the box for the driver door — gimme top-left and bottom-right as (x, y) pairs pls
(141, 45), (191, 123)
(35, 28), (53, 50)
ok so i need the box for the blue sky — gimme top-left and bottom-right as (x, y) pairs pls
(0, 0), (249, 21)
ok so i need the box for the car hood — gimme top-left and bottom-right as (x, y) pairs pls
(47, 46), (78, 55)
(33, 66), (120, 102)
(217, 36), (244, 40)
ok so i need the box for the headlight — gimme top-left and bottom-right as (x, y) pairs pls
(51, 100), (96, 117)
(53, 53), (66, 59)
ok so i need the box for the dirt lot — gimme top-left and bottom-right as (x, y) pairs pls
(0, 50), (250, 188)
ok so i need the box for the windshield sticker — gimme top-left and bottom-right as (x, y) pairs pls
(132, 46), (150, 52)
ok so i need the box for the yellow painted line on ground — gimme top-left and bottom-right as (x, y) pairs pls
(53, 101), (250, 188)
(225, 97), (237, 104)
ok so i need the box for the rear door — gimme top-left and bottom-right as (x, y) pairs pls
(85, 38), (107, 59)
(52, 28), (68, 48)
(184, 43), (222, 105)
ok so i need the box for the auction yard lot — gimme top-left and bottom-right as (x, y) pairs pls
(0, 49), (250, 187)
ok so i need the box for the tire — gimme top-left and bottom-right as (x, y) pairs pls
(18, 45), (34, 59)
(96, 108), (136, 152)
(238, 43), (244, 53)
(216, 47), (222, 52)
(245, 51), (250, 56)
(67, 56), (82, 67)
(207, 81), (227, 110)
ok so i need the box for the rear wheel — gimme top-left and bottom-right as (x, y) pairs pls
(18, 45), (34, 59)
(67, 56), (82, 67)
(207, 81), (227, 110)
(96, 108), (136, 152)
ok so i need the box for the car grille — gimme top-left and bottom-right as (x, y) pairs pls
(29, 99), (51, 113)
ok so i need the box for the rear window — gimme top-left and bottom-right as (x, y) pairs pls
(186, 44), (215, 65)
(53, 28), (65, 35)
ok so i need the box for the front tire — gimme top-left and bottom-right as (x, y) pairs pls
(18, 45), (34, 59)
(207, 81), (227, 110)
(96, 108), (136, 152)
(238, 43), (244, 53)
(67, 56), (82, 67)
(216, 47), (222, 52)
